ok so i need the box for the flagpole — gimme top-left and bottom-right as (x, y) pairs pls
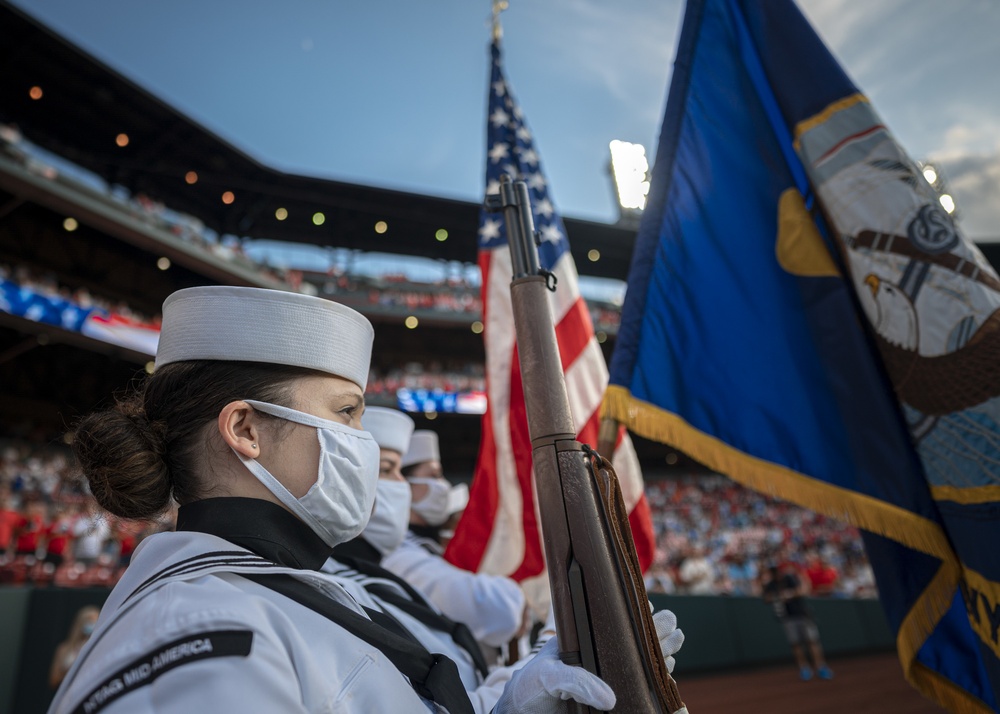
(491, 0), (507, 42)
(597, 414), (620, 460)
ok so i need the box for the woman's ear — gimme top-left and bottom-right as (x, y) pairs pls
(218, 401), (261, 459)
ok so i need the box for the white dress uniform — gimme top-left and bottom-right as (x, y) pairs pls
(49, 287), (634, 714)
(48, 499), (474, 714)
(322, 559), (519, 713)
(382, 531), (526, 648)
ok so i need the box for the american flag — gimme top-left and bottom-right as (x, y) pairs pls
(444, 41), (655, 602)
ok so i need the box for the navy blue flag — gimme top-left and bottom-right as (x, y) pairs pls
(605, 0), (1000, 710)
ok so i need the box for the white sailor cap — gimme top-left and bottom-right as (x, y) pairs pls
(154, 286), (374, 389)
(400, 430), (440, 468)
(361, 407), (415, 455)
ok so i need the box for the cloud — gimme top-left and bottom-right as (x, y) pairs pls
(933, 149), (1000, 240)
(508, 0), (1000, 226)
(920, 108), (1000, 240)
(797, 0), (920, 85)
(934, 110), (1000, 159)
(524, 0), (683, 122)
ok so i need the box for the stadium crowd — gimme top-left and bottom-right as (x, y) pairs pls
(366, 362), (487, 399)
(643, 475), (877, 598)
(590, 306), (621, 333)
(366, 286), (481, 314)
(0, 121), (874, 598)
(3, 252), (620, 345)
(2, 437), (876, 600)
(0, 441), (174, 588)
(316, 273), (623, 332)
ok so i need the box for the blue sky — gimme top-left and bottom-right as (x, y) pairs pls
(12, 0), (1000, 239)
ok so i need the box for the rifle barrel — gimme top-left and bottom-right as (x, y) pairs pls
(489, 174), (687, 713)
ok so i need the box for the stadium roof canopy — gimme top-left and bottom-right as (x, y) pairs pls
(0, 2), (639, 280)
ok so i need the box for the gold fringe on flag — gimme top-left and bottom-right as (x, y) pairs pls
(602, 384), (993, 713)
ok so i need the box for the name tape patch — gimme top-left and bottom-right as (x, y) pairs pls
(72, 629), (253, 714)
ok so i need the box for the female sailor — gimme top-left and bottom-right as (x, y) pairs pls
(48, 286), (635, 714)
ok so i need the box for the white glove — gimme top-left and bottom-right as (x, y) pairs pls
(493, 637), (616, 714)
(653, 609), (685, 674)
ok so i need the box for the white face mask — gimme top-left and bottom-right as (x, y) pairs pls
(446, 483), (469, 515)
(234, 399), (379, 548)
(409, 477), (452, 526)
(363, 479), (412, 556)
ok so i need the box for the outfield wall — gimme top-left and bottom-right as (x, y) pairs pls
(648, 594), (894, 675)
(0, 588), (894, 714)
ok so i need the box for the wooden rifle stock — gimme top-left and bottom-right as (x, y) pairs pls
(486, 175), (687, 713)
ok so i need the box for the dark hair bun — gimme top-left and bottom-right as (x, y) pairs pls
(72, 396), (171, 520)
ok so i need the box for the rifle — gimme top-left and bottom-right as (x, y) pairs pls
(486, 174), (688, 713)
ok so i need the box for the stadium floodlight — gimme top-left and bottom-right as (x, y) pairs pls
(608, 140), (650, 228)
(919, 160), (959, 217)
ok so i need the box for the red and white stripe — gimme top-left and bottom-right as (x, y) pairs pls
(445, 237), (655, 595)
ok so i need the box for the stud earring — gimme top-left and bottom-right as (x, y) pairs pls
(251, 443), (258, 449)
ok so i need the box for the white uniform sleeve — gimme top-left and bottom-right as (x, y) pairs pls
(52, 623), (308, 714)
(123, 630), (308, 713)
(51, 578), (434, 714)
(383, 542), (525, 647)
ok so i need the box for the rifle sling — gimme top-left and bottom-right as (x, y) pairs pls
(368, 583), (492, 679)
(333, 549), (491, 679)
(586, 447), (686, 714)
(241, 572), (474, 714)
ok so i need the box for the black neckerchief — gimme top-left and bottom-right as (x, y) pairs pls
(332, 535), (382, 564)
(409, 523), (442, 543)
(176, 497), (332, 570)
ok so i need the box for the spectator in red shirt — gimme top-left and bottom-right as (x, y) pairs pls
(44, 503), (76, 567)
(0, 489), (20, 553)
(805, 550), (839, 596)
(113, 518), (143, 568)
(13, 499), (47, 557)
